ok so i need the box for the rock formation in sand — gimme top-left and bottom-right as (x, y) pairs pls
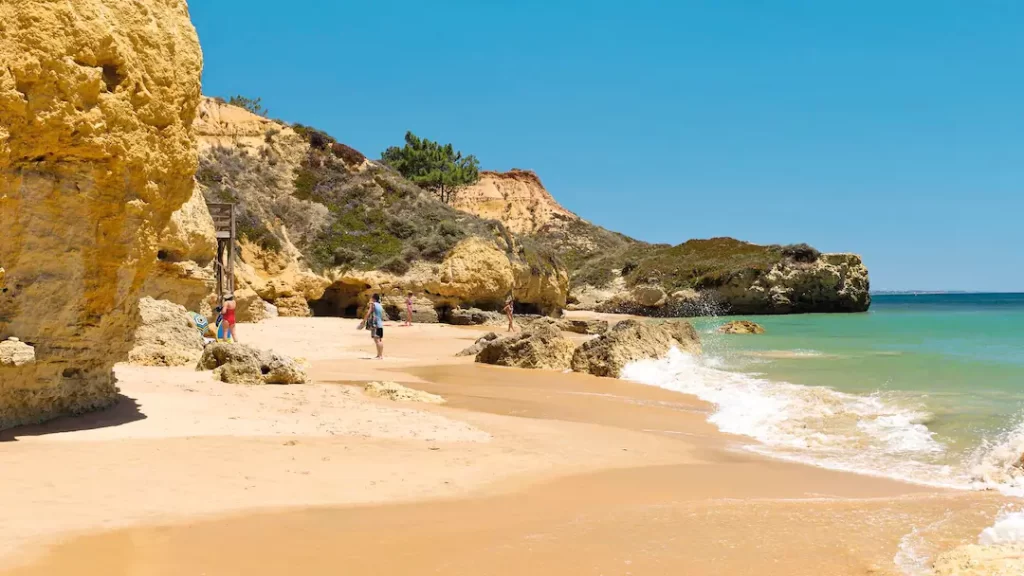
(0, 0), (202, 429)
(718, 320), (766, 335)
(475, 320), (577, 370)
(197, 343), (308, 385)
(522, 317), (609, 335)
(457, 332), (502, 357)
(364, 381), (445, 404)
(933, 543), (1024, 576)
(450, 170), (579, 235)
(128, 298), (204, 367)
(571, 319), (701, 378)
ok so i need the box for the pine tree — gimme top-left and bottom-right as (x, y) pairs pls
(381, 132), (480, 204)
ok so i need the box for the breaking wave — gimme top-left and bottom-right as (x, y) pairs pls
(621, 348), (1024, 492)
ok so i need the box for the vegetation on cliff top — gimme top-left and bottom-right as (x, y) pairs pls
(536, 217), (820, 293)
(381, 132), (480, 205)
(197, 117), (560, 277)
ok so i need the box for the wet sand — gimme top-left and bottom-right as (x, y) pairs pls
(0, 318), (1010, 575)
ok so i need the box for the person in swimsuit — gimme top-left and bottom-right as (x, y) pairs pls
(503, 294), (515, 332)
(222, 294), (237, 342)
(404, 291), (414, 327)
(363, 293), (385, 359)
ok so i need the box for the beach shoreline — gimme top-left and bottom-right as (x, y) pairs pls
(0, 317), (1013, 575)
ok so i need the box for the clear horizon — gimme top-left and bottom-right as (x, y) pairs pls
(190, 1), (1023, 293)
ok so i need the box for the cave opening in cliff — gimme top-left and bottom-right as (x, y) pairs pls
(309, 282), (365, 318)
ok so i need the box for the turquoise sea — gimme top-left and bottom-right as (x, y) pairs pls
(623, 293), (1024, 492)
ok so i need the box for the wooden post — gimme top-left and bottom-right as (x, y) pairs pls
(207, 203), (236, 306)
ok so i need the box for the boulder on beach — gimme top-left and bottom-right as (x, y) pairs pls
(197, 343), (308, 385)
(456, 332), (502, 357)
(718, 320), (766, 335)
(448, 307), (503, 326)
(571, 319), (701, 378)
(128, 298), (205, 367)
(364, 381), (445, 404)
(521, 316), (608, 335)
(475, 322), (576, 370)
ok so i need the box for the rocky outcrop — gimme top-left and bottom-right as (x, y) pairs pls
(0, 0), (202, 429)
(0, 338), (34, 368)
(128, 298), (204, 367)
(449, 308), (505, 326)
(475, 321), (576, 370)
(311, 236), (568, 320)
(933, 544), (1024, 576)
(571, 319), (701, 378)
(364, 381), (445, 404)
(142, 186), (217, 311)
(179, 100), (570, 322)
(522, 316), (608, 335)
(457, 332), (502, 357)
(589, 254), (870, 317)
(718, 320), (765, 335)
(196, 343), (308, 385)
(712, 254), (870, 314)
(450, 170), (579, 234)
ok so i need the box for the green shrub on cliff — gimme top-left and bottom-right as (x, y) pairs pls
(381, 132), (480, 204)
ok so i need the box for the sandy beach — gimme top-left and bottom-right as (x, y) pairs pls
(0, 317), (1010, 575)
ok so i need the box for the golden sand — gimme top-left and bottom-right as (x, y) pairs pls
(0, 317), (1012, 575)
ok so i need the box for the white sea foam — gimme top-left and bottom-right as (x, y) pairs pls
(893, 513), (953, 576)
(968, 419), (1024, 496)
(621, 348), (961, 487)
(979, 509), (1024, 545)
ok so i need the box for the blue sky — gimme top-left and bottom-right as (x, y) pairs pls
(191, 1), (1023, 292)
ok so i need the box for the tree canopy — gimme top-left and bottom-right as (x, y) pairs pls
(381, 132), (480, 204)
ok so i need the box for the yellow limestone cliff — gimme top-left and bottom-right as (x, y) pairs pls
(0, 0), (203, 428)
(451, 169), (579, 234)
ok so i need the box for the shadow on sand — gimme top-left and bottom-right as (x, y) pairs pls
(0, 394), (146, 442)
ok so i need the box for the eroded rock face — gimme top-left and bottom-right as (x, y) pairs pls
(128, 298), (204, 367)
(714, 254), (870, 314)
(456, 332), (501, 357)
(589, 255), (870, 317)
(0, 338), (35, 368)
(475, 321), (576, 370)
(0, 0), (203, 429)
(571, 319), (701, 378)
(196, 343), (308, 385)
(142, 185), (216, 311)
(450, 170), (579, 235)
(718, 320), (765, 335)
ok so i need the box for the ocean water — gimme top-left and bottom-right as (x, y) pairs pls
(621, 293), (1024, 493)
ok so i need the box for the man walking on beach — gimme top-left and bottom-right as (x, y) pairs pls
(363, 293), (385, 359)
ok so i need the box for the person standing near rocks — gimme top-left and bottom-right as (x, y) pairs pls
(363, 293), (385, 359)
(222, 294), (237, 342)
(404, 291), (414, 327)
(503, 294), (515, 332)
